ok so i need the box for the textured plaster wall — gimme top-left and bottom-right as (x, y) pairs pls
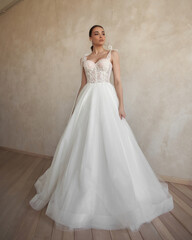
(0, 0), (191, 179)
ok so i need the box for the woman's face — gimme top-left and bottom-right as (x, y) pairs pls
(90, 27), (106, 47)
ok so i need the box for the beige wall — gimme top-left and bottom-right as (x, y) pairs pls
(0, 0), (191, 179)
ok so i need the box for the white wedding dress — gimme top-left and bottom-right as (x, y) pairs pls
(29, 47), (174, 232)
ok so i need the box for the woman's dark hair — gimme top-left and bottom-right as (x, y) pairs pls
(89, 25), (104, 52)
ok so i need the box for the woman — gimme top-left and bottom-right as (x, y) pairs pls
(29, 25), (174, 232)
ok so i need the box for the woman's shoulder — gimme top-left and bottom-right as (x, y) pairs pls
(111, 49), (118, 54)
(108, 45), (118, 58)
(80, 53), (90, 66)
(111, 49), (119, 59)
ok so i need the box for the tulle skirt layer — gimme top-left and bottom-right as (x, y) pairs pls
(29, 82), (174, 232)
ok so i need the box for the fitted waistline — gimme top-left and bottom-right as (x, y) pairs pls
(87, 81), (111, 84)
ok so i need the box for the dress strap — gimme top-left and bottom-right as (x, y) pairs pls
(107, 45), (118, 60)
(107, 49), (111, 59)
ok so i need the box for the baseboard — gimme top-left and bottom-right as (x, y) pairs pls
(158, 174), (192, 186)
(0, 145), (52, 159)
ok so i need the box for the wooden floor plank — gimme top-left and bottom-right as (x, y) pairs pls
(170, 201), (192, 234)
(33, 206), (54, 239)
(187, 185), (192, 191)
(127, 229), (143, 240)
(62, 229), (74, 240)
(51, 224), (63, 240)
(169, 189), (192, 216)
(0, 150), (12, 167)
(0, 153), (31, 198)
(110, 228), (131, 240)
(0, 156), (44, 220)
(92, 229), (111, 240)
(1, 156), (40, 202)
(13, 159), (51, 240)
(168, 183), (192, 208)
(159, 212), (192, 240)
(139, 222), (162, 240)
(171, 182), (192, 200)
(75, 229), (92, 240)
(152, 217), (175, 240)
(2, 158), (50, 240)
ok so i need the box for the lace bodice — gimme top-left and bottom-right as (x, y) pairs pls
(80, 48), (118, 83)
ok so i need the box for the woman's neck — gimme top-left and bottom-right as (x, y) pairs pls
(92, 46), (106, 55)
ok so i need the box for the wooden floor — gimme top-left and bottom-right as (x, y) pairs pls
(0, 149), (192, 240)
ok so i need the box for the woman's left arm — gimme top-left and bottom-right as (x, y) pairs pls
(111, 50), (126, 119)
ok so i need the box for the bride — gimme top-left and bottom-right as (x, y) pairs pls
(29, 24), (174, 232)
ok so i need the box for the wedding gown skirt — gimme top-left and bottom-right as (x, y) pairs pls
(29, 49), (174, 232)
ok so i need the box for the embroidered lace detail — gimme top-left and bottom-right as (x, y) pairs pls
(80, 46), (118, 84)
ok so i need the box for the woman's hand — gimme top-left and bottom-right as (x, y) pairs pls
(118, 105), (126, 119)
